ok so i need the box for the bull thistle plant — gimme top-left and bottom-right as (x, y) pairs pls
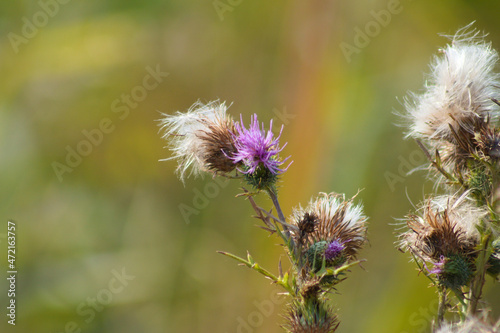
(159, 101), (368, 332)
(399, 24), (500, 331)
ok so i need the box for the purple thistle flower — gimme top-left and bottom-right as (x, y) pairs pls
(230, 114), (291, 174)
(426, 255), (446, 275)
(324, 239), (346, 261)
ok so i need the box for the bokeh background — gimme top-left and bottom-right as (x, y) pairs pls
(1, 0), (500, 332)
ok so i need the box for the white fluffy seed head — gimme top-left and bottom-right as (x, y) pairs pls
(399, 192), (488, 259)
(291, 192), (368, 245)
(159, 100), (230, 182)
(295, 193), (366, 229)
(436, 317), (498, 333)
(405, 24), (500, 141)
(313, 193), (366, 234)
(429, 193), (487, 240)
(401, 193), (487, 249)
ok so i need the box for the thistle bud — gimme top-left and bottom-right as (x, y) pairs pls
(306, 241), (330, 272)
(284, 299), (339, 333)
(437, 254), (475, 290)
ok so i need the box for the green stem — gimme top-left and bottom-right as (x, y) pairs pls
(266, 188), (301, 271)
(415, 139), (463, 186)
(467, 232), (492, 316)
(217, 251), (295, 295)
(436, 287), (446, 329)
(451, 289), (467, 322)
(266, 187), (290, 239)
(320, 259), (366, 276)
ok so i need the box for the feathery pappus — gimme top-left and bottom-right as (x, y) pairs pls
(291, 193), (367, 272)
(405, 25), (500, 144)
(159, 100), (236, 182)
(400, 194), (487, 289)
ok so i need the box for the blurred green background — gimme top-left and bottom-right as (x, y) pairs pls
(1, 0), (500, 332)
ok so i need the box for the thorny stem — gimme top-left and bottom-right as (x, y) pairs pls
(409, 251), (438, 285)
(217, 250), (295, 295)
(451, 289), (467, 322)
(266, 187), (291, 239)
(467, 232), (492, 316)
(241, 189), (277, 233)
(266, 188), (300, 267)
(258, 207), (298, 232)
(467, 157), (496, 315)
(415, 139), (464, 187)
(436, 286), (446, 329)
(487, 162), (500, 223)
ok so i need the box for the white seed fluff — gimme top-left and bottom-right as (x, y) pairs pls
(292, 192), (367, 242)
(406, 25), (500, 141)
(431, 193), (487, 239)
(436, 316), (499, 333)
(159, 100), (230, 182)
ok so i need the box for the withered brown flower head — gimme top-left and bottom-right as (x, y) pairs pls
(401, 195), (485, 262)
(299, 277), (323, 300)
(291, 193), (367, 260)
(196, 115), (237, 174)
(405, 206), (472, 261)
(476, 123), (500, 160)
(295, 212), (319, 245)
(437, 116), (487, 169)
(400, 195), (487, 289)
(159, 101), (237, 181)
(435, 116), (500, 175)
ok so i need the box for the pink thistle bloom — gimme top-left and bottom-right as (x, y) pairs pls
(230, 114), (291, 174)
(427, 255), (446, 275)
